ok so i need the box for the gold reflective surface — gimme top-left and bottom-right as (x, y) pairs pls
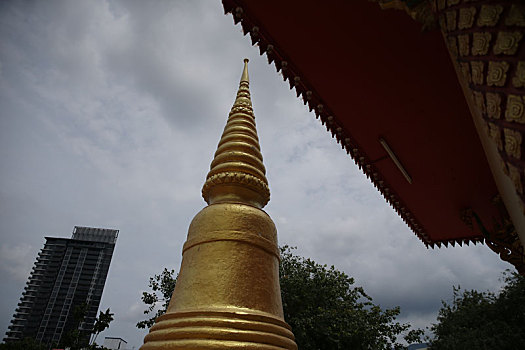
(140, 60), (297, 349)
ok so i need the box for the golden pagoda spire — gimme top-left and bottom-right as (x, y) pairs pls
(202, 58), (270, 208)
(140, 60), (297, 350)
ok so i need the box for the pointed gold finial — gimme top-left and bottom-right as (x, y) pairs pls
(241, 58), (249, 82)
(202, 59), (270, 208)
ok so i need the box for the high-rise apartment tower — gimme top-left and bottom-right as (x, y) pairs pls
(4, 226), (118, 346)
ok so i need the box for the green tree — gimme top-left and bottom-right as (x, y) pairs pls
(136, 268), (177, 329)
(90, 308), (114, 345)
(137, 247), (422, 349)
(429, 270), (525, 349)
(279, 246), (422, 349)
(60, 303), (114, 350)
(60, 302), (89, 350)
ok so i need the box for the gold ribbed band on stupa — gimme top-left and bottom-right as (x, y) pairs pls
(140, 60), (297, 350)
(202, 58), (270, 209)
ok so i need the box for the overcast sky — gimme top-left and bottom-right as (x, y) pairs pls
(0, 1), (513, 348)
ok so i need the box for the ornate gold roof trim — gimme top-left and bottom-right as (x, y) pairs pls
(221, 0), (488, 249)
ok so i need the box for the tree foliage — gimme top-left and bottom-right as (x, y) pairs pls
(429, 270), (525, 349)
(61, 303), (114, 350)
(59, 302), (90, 350)
(137, 247), (422, 349)
(136, 268), (177, 329)
(279, 246), (422, 349)
(91, 308), (114, 345)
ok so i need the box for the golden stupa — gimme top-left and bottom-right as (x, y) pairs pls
(140, 59), (297, 349)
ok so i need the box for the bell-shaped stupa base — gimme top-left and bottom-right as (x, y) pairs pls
(141, 203), (296, 349)
(141, 309), (295, 349)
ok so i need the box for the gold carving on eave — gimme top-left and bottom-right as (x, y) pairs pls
(487, 122), (503, 150)
(439, 14), (447, 33)
(446, 10), (457, 32)
(370, 0), (437, 30)
(508, 164), (523, 195)
(472, 32), (491, 56)
(458, 7), (476, 30)
(486, 199), (525, 276)
(477, 4), (504, 27)
(504, 128), (522, 159)
(471, 61), (485, 85)
(463, 201), (525, 275)
(486, 218), (525, 276)
(458, 34), (470, 56)
(487, 61), (509, 87)
(460, 62), (471, 83)
(505, 95), (525, 123)
(513, 62), (525, 88)
(500, 157), (509, 176)
(440, 2), (525, 231)
(473, 90), (485, 114)
(494, 32), (523, 55)
(505, 4), (525, 27)
(448, 36), (458, 57)
(486, 93), (502, 119)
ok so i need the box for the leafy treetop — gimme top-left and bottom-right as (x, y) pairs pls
(429, 270), (525, 349)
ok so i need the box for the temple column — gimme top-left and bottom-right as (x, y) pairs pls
(434, 0), (525, 272)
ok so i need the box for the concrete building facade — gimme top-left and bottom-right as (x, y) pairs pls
(4, 226), (118, 346)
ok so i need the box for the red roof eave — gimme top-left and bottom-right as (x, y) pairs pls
(222, 0), (501, 248)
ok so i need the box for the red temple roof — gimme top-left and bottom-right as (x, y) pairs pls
(222, 0), (509, 248)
